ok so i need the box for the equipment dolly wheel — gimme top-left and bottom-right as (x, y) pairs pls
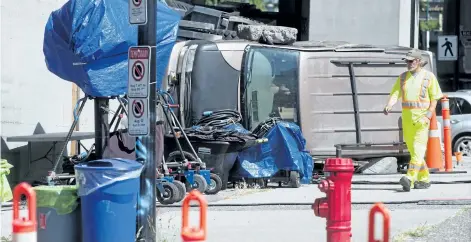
(289, 171), (301, 188)
(157, 182), (180, 205)
(186, 174), (207, 194)
(172, 180), (187, 202)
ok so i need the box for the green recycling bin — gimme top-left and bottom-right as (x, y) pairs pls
(34, 185), (81, 242)
(0, 159), (13, 202)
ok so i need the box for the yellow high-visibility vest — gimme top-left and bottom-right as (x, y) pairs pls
(389, 69), (443, 123)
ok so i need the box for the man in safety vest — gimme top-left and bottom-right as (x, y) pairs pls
(384, 50), (443, 192)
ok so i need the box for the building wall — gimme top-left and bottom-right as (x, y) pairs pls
(0, 0), (119, 186)
(309, 0), (412, 46)
(307, 0), (417, 47)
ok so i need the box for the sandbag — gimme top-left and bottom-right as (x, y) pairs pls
(237, 25), (298, 45)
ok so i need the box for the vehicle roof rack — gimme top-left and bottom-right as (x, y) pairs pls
(335, 44), (385, 52)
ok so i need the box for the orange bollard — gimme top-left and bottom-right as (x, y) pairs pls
(12, 182), (37, 242)
(426, 112), (444, 171)
(442, 96), (453, 171)
(181, 190), (207, 242)
(368, 203), (390, 242)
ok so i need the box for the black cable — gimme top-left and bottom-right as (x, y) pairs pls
(195, 109), (242, 128)
(252, 117), (282, 137)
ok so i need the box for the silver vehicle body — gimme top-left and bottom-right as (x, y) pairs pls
(165, 40), (436, 159)
(436, 91), (471, 156)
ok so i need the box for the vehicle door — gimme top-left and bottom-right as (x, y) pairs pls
(436, 97), (468, 139)
(451, 97), (471, 134)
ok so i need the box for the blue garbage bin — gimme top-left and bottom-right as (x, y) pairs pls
(75, 158), (143, 242)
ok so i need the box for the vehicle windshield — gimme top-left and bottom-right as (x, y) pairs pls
(242, 46), (300, 130)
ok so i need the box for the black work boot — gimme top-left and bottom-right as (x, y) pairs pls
(399, 176), (412, 192)
(414, 181), (431, 189)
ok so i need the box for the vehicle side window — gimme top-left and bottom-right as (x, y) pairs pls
(455, 97), (471, 115)
(449, 98), (461, 115)
(243, 47), (300, 129)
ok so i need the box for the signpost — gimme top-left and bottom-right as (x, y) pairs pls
(128, 0), (156, 241)
(129, 0), (147, 25)
(437, 35), (458, 61)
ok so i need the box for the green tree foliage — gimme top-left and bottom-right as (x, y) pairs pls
(420, 20), (440, 31)
(249, 0), (266, 11)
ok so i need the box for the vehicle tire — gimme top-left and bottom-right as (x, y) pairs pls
(256, 178), (267, 188)
(453, 135), (471, 157)
(172, 180), (187, 202)
(157, 182), (180, 205)
(186, 174), (207, 194)
(289, 171), (301, 188)
(166, 150), (197, 163)
(205, 173), (223, 195)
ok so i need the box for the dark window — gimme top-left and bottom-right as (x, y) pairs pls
(436, 102), (442, 116)
(454, 97), (471, 115)
(435, 98), (468, 116)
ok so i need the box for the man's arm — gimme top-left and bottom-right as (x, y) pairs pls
(426, 73), (444, 119)
(426, 99), (439, 119)
(384, 76), (402, 114)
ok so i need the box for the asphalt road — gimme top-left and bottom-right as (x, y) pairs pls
(402, 207), (471, 242)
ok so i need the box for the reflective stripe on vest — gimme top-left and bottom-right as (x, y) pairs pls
(402, 101), (430, 109)
(420, 77), (430, 99)
(400, 71), (431, 109)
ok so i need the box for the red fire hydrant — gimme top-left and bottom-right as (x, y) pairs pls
(312, 158), (354, 242)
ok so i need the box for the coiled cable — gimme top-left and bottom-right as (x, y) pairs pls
(195, 109), (242, 128)
(252, 117), (282, 137)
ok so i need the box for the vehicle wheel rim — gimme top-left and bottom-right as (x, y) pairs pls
(163, 188), (172, 199)
(458, 140), (471, 156)
(209, 179), (216, 190)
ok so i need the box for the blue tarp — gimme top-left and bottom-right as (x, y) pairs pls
(43, 0), (180, 97)
(233, 122), (313, 184)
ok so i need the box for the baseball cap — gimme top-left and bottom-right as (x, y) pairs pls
(403, 49), (423, 61)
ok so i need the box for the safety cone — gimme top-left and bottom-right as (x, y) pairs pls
(12, 182), (37, 242)
(426, 112), (444, 171)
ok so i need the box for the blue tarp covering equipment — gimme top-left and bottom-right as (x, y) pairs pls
(234, 122), (313, 184)
(43, 0), (180, 97)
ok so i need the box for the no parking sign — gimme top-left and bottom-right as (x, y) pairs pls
(128, 98), (149, 136)
(128, 46), (151, 98)
(129, 0), (147, 25)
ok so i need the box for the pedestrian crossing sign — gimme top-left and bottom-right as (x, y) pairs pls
(438, 35), (458, 61)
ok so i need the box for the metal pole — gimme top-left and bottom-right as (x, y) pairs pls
(136, 0), (157, 241)
(425, 0), (430, 51)
(453, 0), (461, 91)
(51, 97), (87, 174)
(426, 0), (429, 22)
(94, 98), (109, 159)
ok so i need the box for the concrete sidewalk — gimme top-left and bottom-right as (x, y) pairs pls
(157, 207), (461, 242)
(209, 183), (471, 205)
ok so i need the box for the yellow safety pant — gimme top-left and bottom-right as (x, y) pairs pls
(402, 114), (430, 187)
